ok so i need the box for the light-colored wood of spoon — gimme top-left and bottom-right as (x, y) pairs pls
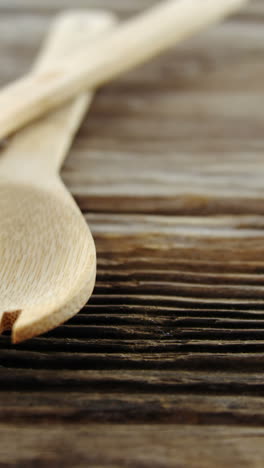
(0, 0), (247, 140)
(0, 10), (117, 343)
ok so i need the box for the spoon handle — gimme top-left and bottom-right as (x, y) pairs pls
(0, 0), (247, 141)
(0, 11), (117, 176)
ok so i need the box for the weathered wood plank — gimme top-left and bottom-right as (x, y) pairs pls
(0, 424), (263, 468)
(2, 368), (264, 394)
(2, 348), (264, 371)
(63, 18), (264, 214)
(2, 392), (264, 426)
(2, 336), (264, 355)
(0, 336), (264, 354)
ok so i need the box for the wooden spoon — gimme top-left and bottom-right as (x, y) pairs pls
(0, 0), (247, 140)
(0, 10), (117, 343)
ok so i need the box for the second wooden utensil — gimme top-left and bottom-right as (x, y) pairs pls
(0, 0), (247, 140)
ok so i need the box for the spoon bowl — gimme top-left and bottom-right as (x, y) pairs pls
(0, 181), (96, 343)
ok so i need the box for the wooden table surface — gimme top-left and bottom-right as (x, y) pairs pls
(1, 0), (264, 466)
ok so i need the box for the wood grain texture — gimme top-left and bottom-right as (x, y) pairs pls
(1, 424), (264, 468)
(0, 0), (264, 467)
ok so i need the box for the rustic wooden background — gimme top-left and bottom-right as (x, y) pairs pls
(1, 0), (264, 466)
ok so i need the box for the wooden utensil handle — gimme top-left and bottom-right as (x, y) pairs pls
(0, 0), (247, 141)
(0, 11), (117, 175)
